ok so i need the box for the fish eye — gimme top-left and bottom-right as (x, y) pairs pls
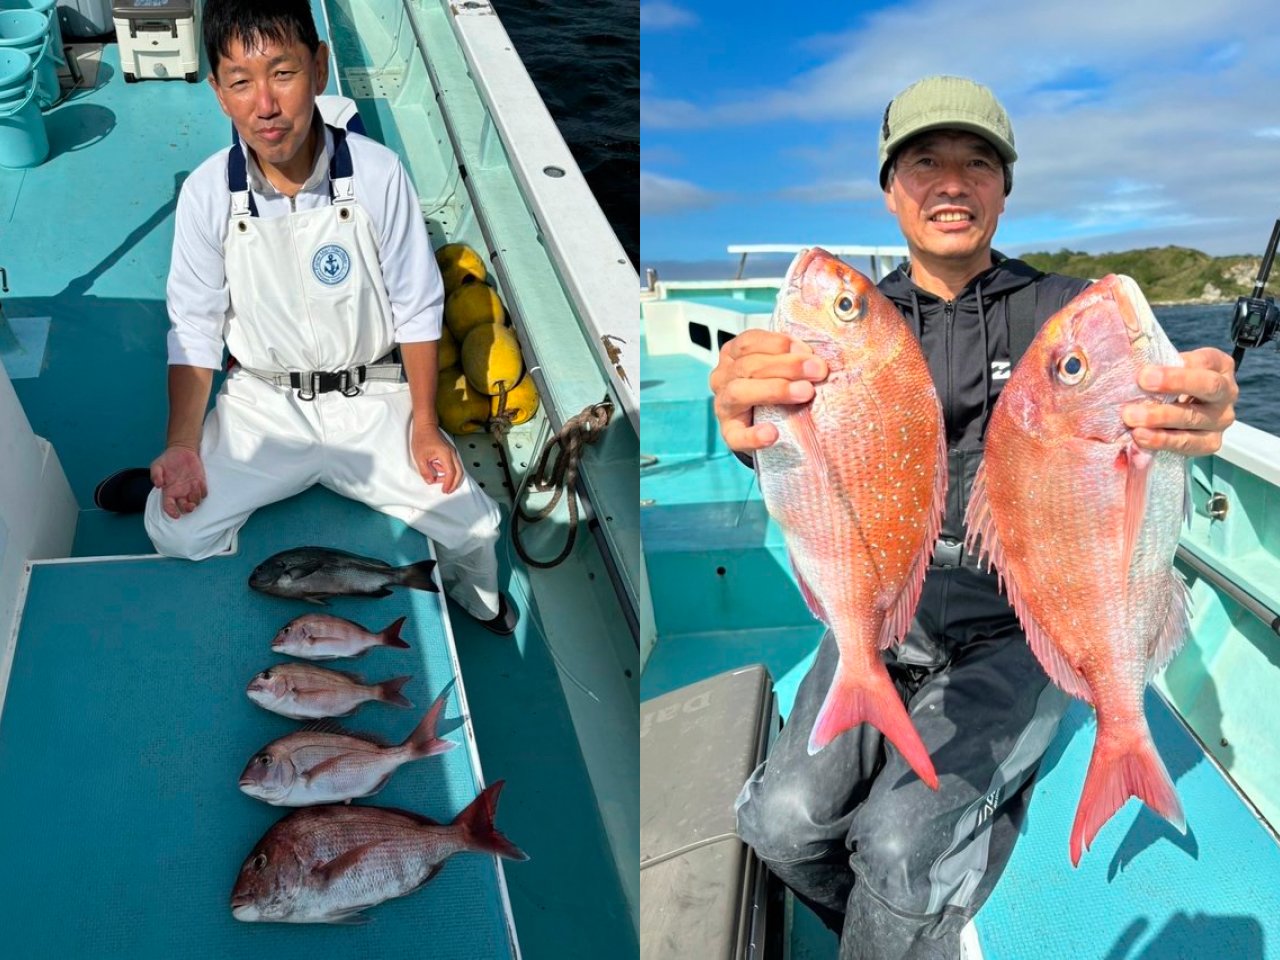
(257, 753), (273, 767)
(252, 853), (267, 870)
(258, 670), (272, 680)
(832, 292), (864, 323)
(1056, 352), (1087, 385)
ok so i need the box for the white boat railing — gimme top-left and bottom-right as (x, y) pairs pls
(727, 243), (909, 281)
(446, 0), (640, 435)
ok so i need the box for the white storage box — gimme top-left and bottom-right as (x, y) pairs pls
(113, 0), (198, 82)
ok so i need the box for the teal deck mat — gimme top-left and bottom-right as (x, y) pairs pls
(979, 694), (1280, 958)
(0, 494), (520, 959)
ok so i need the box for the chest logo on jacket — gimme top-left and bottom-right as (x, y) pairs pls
(990, 360), (1011, 381)
(311, 244), (352, 286)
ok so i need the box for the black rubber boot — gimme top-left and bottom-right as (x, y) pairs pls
(471, 593), (519, 636)
(93, 467), (153, 514)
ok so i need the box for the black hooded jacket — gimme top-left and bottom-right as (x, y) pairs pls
(875, 253), (1090, 560)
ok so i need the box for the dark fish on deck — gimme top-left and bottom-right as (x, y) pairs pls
(249, 547), (438, 603)
(230, 781), (528, 924)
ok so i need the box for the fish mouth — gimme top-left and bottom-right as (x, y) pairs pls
(784, 247), (836, 308)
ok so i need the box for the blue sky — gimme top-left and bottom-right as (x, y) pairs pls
(641, 0), (1280, 274)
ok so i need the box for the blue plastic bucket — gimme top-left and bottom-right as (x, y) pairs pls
(0, 10), (56, 110)
(0, 1), (65, 72)
(0, 47), (48, 167)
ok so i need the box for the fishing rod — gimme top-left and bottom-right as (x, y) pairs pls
(1230, 218), (1280, 371)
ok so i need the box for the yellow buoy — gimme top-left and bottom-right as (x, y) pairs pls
(491, 370), (540, 425)
(445, 282), (505, 342)
(461, 323), (524, 395)
(437, 325), (458, 371)
(435, 243), (487, 293)
(435, 366), (491, 435)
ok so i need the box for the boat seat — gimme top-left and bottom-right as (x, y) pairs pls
(641, 665), (778, 960)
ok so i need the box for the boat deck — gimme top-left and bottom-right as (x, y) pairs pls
(639, 302), (1280, 959)
(1, 5), (635, 955)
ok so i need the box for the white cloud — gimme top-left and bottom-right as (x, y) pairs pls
(641, 171), (720, 215)
(643, 0), (1274, 128)
(645, 0), (1280, 255)
(641, 2), (697, 30)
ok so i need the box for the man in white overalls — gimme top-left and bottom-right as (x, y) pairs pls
(97, 0), (513, 634)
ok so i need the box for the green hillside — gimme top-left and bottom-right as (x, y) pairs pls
(1018, 246), (1264, 304)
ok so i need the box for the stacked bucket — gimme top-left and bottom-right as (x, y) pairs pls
(0, 0), (64, 168)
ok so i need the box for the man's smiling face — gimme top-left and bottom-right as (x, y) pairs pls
(884, 130), (1007, 272)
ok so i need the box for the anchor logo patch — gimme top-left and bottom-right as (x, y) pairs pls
(312, 243), (352, 286)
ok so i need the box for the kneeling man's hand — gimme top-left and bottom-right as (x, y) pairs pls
(151, 445), (207, 519)
(412, 422), (462, 495)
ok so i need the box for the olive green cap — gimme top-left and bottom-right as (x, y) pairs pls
(878, 75), (1016, 193)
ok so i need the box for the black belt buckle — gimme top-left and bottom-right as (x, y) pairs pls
(289, 370), (363, 400)
(932, 537), (964, 568)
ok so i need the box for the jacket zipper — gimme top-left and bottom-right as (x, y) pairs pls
(942, 299), (955, 437)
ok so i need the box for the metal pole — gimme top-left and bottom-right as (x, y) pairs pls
(1176, 543), (1280, 635)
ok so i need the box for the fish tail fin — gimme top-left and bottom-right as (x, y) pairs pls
(807, 657), (938, 790)
(454, 780), (529, 862)
(402, 685), (457, 759)
(1069, 728), (1186, 867)
(380, 616), (410, 649)
(396, 560), (439, 593)
(377, 675), (413, 708)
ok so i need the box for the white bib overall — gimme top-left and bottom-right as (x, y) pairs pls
(144, 128), (501, 619)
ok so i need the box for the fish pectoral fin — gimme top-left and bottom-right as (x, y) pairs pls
(301, 753), (363, 785)
(305, 596), (331, 606)
(791, 407), (832, 493)
(1119, 442), (1154, 581)
(288, 559), (329, 580)
(370, 587), (394, 598)
(312, 842), (394, 884)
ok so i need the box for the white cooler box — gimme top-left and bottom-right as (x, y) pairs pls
(113, 0), (199, 83)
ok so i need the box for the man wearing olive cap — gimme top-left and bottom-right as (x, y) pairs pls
(711, 75), (1238, 958)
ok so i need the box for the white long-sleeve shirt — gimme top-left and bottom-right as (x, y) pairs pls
(165, 125), (444, 369)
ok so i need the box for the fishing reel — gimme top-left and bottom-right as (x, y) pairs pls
(1230, 218), (1280, 370)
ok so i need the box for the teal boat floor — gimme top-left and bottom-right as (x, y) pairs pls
(2, 27), (633, 959)
(979, 693), (1280, 959)
(0, 495), (518, 958)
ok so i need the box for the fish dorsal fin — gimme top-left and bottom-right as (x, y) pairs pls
(300, 719), (347, 736)
(878, 405), (947, 650)
(312, 841), (395, 884)
(965, 460), (1093, 702)
(1147, 569), (1191, 681)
